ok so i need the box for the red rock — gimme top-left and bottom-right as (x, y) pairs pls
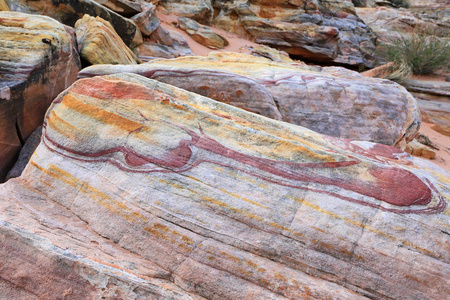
(79, 53), (421, 147)
(0, 12), (81, 181)
(0, 73), (448, 299)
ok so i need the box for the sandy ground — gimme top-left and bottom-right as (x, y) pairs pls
(417, 122), (450, 170)
(411, 74), (449, 83)
(157, 12), (261, 56)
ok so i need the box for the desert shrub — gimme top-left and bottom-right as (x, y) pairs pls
(388, 0), (410, 8)
(380, 30), (450, 78)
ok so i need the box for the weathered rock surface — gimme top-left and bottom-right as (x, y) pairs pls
(93, 0), (142, 16)
(178, 17), (229, 49)
(131, 2), (160, 36)
(79, 53), (420, 147)
(1, 72), (448, 299)
(135, 26), (193, 61)
(0, 0), (9, 11)
(210, 0), (378, 67)
(4, 0), (139, 46)
(160, 0), (214, 24)
(239, 44), (294, 63)
(6, 126), (42, 181)
(75, 14), (140, 65)
(405, 139), (436, 159)
(417, 97), (450, 137)
(0, 12), (81, 181)
(404, 79), (450, 98)
(356, 7), (446, 43)
(134, 42), (178, 60)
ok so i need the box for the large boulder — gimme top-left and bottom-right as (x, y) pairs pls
(134, 26), (193, 61)
(178, 17), (229, 49)
(79, 53), (420, 147)
(160, 0), (214, 24)
(356, 6), (446, 43)
(75, 14), (140, 65)
(131, 2), (160, 36)
(4, 0), (140, 46)
(0, 12), (81, 181)
(1, 73), (448, 299)
(211, 0), (378, 67)
(92, 0), (142, 16)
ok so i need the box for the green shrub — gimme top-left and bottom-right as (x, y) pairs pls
(380, 31), (450, 77)
(388, 0), (410, 8)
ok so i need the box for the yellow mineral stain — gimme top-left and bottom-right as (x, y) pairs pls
(258, 183), (269, 189)
(274, 272), (288, 282)
(301, 200), (438, 258)
(219, 188), (268, 209)
(158, 178), (184, 190)
(244, 259), (258, 268)
(213, 166), (224, 173)
(219, 251), (241, 264)
(144, 223), (194, 252)
(405, 275), (423, 283)
(311, 226), (328, 234)
(30, 160), (146, 223)
(47, 110), (80, 139)
(62, 94), (142, 133)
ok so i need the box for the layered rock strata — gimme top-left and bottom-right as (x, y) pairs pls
(75, 14), (140, 65)
(0, 12), (81, 181)
(4, 0), (139, 46)
(79, 53), (420, 147)
(1, 73), (448, 299)
(178, 17), (229, 49)
(161, 0), (378, 67)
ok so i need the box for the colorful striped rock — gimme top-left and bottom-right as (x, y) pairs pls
(75, 14), (140, 65)
(0, 12), (81, 181)
(1, 73), (448, 299)
(79, 52), (420, 148)
(4, 0), (139, 46)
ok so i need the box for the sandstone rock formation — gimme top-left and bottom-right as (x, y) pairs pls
(134, 26), (193, 61)
(160, 0), (214, 24)
(178, 17), (229, 49)
(131, 2), (160, 36)
(0, 0), (9, 11)
(0, 12), (81, 181)
(210, 0), (378, 67)
(4, 0), (140, 46)
(239, 45), (294, 63)
(79, 52), (420, 147)
(405, 138), (436, 159)
(75, 14), (140, 65)
(356, 6), (445, 43)
(6, 126), (42, 181)
(1, 73), (448, 299)
(93, 0), (142, 16)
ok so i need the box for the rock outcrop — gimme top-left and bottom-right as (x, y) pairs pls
(210, 0), (378, 67)
(79, 52), (420, 147)
(6, 126), (42, 181)
(75, 14), (140, 65)
(356, 6), (446, 43)
(0, 12), (81, 181)
(131, 3), (160, 36)
(1, 73), (448, 299)
(160, 0), (214, 24)
(135, 26), (193, 61)
(178, 17), (229, 49)
(4, 0), (140, 46)
(93, 0), (142, 16)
